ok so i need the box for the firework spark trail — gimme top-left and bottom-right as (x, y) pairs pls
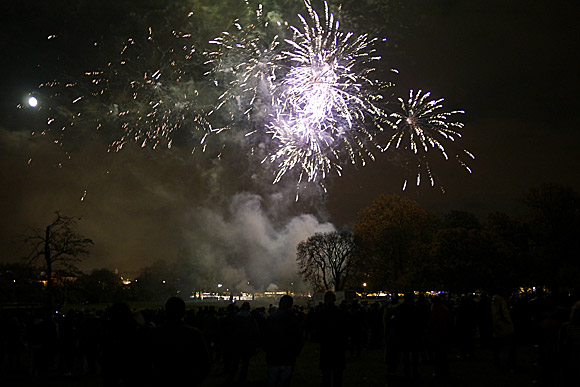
(203, 4), (282, 134)
(266, 0), (394, 185)
(385, 89), (475, 188)
(203, 1), (472, 190)
(29, 1), (473, 193)
(108, 30), (206, 151)
(266, 113), (341, 185)
(37, 26), (213, 153)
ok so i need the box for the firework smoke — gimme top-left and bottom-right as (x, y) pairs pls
(28, 0), (471, 192)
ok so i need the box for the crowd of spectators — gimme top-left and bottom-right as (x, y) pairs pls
(0, 290), (578, 386)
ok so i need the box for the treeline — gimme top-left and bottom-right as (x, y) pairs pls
(0, 262), (203, 306)
(1, 183), (578, 305)
(351, 184), (580, 295)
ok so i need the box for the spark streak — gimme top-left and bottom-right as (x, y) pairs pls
(386, 89), (474, 187)
(266, 0), (393, 184)
(28, 1), (473, 193)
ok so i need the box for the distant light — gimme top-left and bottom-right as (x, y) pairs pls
(28, 96), (38, 107)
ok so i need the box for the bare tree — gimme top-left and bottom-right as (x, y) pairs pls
(296, 231), (358, 292)
(24, 212), (93, 298)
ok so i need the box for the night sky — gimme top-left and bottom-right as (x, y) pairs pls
(1, 0), (578, 290)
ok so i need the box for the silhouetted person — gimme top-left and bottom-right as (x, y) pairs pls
(477, 293), (493, 348)
(77, 310), (103, 376)
(491, 294), (516, 371)
(394, 293), (420, 379)
(557, 301), (580, 386)
(264, 295), (304, 387)
(535, 297), (568, 386)
(220, 303), (239, 381)
(347, 300), (365, 358)
(57, 310), (77, 376)
(383, 295), (400, 376)
(202, 305), (219, 362)
(27, 311), (59, 376)
(367, 302), (384, 349)
(415, 293), (431, 364)
(428, 296), (452, 380)
(151, 297), (210, 387)
(455, 294), (477, 359)
(0, 314), (24, 375)
(318, 291), (348, 387)
(101, 302), (144, 387)
(228, 301), (260, 385)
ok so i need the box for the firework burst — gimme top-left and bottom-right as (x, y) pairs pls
(266, 113), (340, 186)
(266, 0), (394, 184)
(386, 89), (474, 187)
(27, 1), (473, 193)
(203, 4), (282, 135)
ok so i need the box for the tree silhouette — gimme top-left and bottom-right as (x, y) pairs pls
(296, 231), (358, 292)
(522, 184), (580, 291)
(24, 212), (93, 305)
(429, 226), (493, 293)
(483, 211), (531, 292)
(442, 210), (481, 230)
(354, 194), (437, 291)
(77, 268), (124, 304)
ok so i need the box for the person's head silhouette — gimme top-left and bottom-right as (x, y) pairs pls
(165, 296), (186, 322)
(279, 295), (294, 310)
(324, 291), (336, 305)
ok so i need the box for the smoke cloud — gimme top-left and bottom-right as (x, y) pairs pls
(0, 124), (336, 292)
(187, 192), (335, 292)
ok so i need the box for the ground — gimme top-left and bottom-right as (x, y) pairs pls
(3, 338), (539, 387)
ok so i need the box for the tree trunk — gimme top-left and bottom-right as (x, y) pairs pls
(45, 225), (54, 309)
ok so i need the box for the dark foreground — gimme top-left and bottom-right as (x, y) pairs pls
(2, 339), (538, 387)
